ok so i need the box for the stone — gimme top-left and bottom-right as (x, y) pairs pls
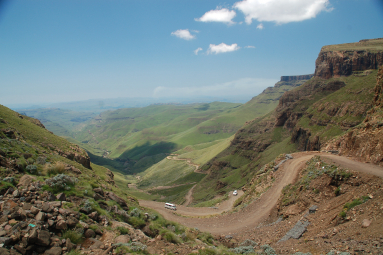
(17, 175), (36, 187)
(22, 203), (32, 210)
(93, 187), (104, 196)
(0, 237), (12, 246)
(44, 247), (62, 255)
(0, 248), (10, 255)
(84, 229), (95, 238)
(66, 238), (76, 252)
(55, 220), (67, 230)
(93, 192), (104, 201)
(29, 229), (51, 246)
(309, 205), (318, 214)
(115, 235), (131, 243)
(56, 193), (66, 201)
(35, 211), (45, 221)
(42, 203), (53, 213)
(30, 206), (40, 215)
(279, 220), (310, 242)
(106, 192), (128, 208)
(50, 201), (62, 208)
(14, 244), (26, 255)
(12, 189), (20, 197)
(79, 221), (89, 229)
(88, 211), (99, 221)
(66, 216), (78, 228)
(362, 219), (371, 228)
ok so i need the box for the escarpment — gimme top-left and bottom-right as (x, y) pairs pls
(315, 38), (383, 79)
(323, 67), (383, 165)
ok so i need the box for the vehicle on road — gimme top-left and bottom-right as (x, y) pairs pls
(233, 190), (238, 196)
(165, 203), (177, 210)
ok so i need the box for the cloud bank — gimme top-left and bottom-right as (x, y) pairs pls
(234, 0), (331, 24)
(195, 8), (236, 24)
(171, 29), (196, 40)
(207, 43), (240, 54)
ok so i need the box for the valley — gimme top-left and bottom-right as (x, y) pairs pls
(1, 38), (383, 254)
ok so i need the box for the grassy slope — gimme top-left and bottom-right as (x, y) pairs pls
(0, 104), (138, 207)
(191, 70), (378, 205)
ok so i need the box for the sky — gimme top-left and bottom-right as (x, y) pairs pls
(0, 0), (383, 108)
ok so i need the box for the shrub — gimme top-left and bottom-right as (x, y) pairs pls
(130, 208), (141, 217)
(67, 251), (81, 255)
(197, 232), (214, 244)
(26, 165), (37, 174)
(62, 230), (83, 244)
(36, 156), (46, 165)
(44, 162), (66, 176)
(344, 196), (370, 211)
(45, 174), (78, 192)
(128, 217), (146, 229)
(117, 226), (129, 235)
(230, 246), (255, 254)
(334, 187), (341, 196)
(160, 230), (181, 244)
(339, 211), (347, 219)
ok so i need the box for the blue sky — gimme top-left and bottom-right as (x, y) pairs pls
(1, 0), (382, 107)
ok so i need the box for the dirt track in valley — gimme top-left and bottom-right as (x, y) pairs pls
(139, 152), (383, 235)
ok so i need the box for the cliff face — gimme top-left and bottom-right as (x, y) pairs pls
(323, 67), (383, 166)
(315, 38), (383, 79)
(280, 74), (314, 82)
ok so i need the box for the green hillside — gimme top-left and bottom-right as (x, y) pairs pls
(68, 79), (304, 178)
(191, 70), (379, 205)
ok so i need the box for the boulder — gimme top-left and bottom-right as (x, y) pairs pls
(107, 192), (128, 208)
(35, 211), (45, 221)
(55, 220), (67, 230)
(29, 229), (51, 246)
(17, 175), (36, 187)
(362, 219), (371, 228)
(44, 247), (62, 255)
(56, 193), (66, 201)
(115, 234), (131, 243)
(84, 229), (95, 238)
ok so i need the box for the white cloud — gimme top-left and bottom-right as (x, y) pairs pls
(152, 78), (278, 98)
(195, 8), (236, 24)
(233, 0), (331, 24)
(207, 43), (240, 54)
(256, 23), (264, 29)
(245, 45), (255, 48)
(171, 29), (196, 40)
(194, 47), (203, 55)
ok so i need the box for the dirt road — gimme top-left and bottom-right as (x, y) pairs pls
(139, 152), (383, 235)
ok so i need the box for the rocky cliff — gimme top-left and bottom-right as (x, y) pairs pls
(323, 67), (383, 166)
(315, 38), (383, 79)
(280, 74), (314, 82)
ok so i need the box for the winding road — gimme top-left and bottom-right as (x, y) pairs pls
(139, 152), (383, 235)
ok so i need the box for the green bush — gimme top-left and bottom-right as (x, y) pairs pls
(67, 250), (81, 255)
(339, 211), (347, 218)
(128, 216), (146, 229)
(344, 196), (369, 211)
(117, 226), (130, 235)
(197, 232), (214, 244)
(160, 230), (181, 244)
(334, 187), (341, 196)
(62, 230), (83, 244)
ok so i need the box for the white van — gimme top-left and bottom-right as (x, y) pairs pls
(164, 203), (177, 211)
